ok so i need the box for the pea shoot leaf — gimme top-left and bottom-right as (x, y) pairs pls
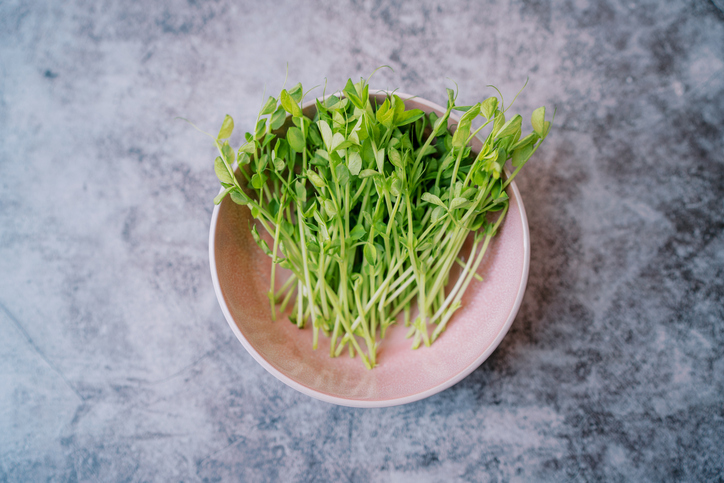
(336, 164), (350, 186)
(271, 106), (287, 130)
(218, 115), (234, 139)
(261, 97), (277, 115)
(512, 142), (535, 167)
(324, 199), (338, 218)
(307, 170), (326, 188)
(481, 97), (498, 119)
(363, 242), (377, 264)
(349, 224), (366, 240)
(287, 126), (306, 153)
(422, 192), (445, 207)
(496, 114), (522, 139)
(348, 151), (362, 176)
(229, 188), (250, 205)
(280, 89), (302, 117)
(318, 120), (333, 151)
(288, 83), (303, 103)
(251, 173), (266, 190)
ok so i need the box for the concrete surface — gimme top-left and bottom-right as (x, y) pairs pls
(1, 0), (723, 481)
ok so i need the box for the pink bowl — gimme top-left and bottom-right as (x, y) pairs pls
(209, 93), (530, 407)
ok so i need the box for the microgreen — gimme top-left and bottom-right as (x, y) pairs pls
(204, 75), (551, 368)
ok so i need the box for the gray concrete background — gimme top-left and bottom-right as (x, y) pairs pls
(1, 0), (723, 481)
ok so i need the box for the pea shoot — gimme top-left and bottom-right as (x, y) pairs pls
(206, 75), (551, 369)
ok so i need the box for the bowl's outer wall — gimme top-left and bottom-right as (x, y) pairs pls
(210, 93), (530, 407)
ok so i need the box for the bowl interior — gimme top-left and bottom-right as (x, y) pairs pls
(210, 93), (528, 406)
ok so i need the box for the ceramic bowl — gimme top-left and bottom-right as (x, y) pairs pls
(209, 92), (530, 407)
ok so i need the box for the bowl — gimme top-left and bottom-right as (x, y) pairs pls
(209, 92), (530, 407)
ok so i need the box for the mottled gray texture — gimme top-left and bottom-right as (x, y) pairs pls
(1, 0), (723, 481)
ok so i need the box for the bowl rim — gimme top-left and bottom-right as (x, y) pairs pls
(208, 91), (530, 408)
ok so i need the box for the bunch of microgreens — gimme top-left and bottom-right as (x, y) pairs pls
(204, 73), (551, 369)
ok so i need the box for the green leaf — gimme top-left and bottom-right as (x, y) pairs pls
(461, 187), (478, 200)
(280, 89), (302, 117)
(295, 180), (307, 202)
(315, 149), (330, 161)
(335, 164), (350, 186)
(374, 220), (387, 235)
(271, 106), (287, 130)
(214, 186), (233, 204)
(229, 188), (251, 205)
(307, 170), (326, 188)
(433, 115), (448, 135)
(317, 120), (333, 151)
(261, 96), (277, 115)
(288, 82), (303, 103)
(388, 147), (403, 168)
(460, 103), (481, 123)
(361, 211), (373, 228)
(496, 114), (522, 139)
(348, 151), (362, 176)
(343, 78), (364, 109)
(393, 95), (406, 120)
(531, 106), (546, 137)
(251, 173), (266, 190)
(452, 120), (471, 148)
(324, 199), (338, 218)
(389, 177), (403, 197)
(359, 169), (379, 178)
(272, 152), (285, 171)
(471, 214), (487, 231)
(307, 125), (323, 147)
(510, 132), (540, 151)
(217, 115), (234, 139)
(237, 152), (251, 166)
(349, 224), (366, 240)
(450, 197), (468, 210)
(324, 95), (341, 109)
(492, 110), (506, 136)
(268, 198), (280, 217)
(261, 133), (277, 148)
(375, 148), (385, 172)
(303, 201), (316, 218)
(221, 142), (235, 164)
(331, 132), (346, 151)
(511, 142), (535, 167)
(422, 192), (445, 207)
(318, 222), (330, 242)
(214, 156), (234, 184)
(254, 118), (267, 138)
(472, 168), (486, 186)
(363, 242), (377, 264)
(239, 141), (256, 154)
(431, 205), (446, 223)
(275, 137), (289, 159)
(287, 126), (306, 152)
(481, 97), (498, 119)
(306, 240), (320, 253)
(375, 98), (394, 127)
